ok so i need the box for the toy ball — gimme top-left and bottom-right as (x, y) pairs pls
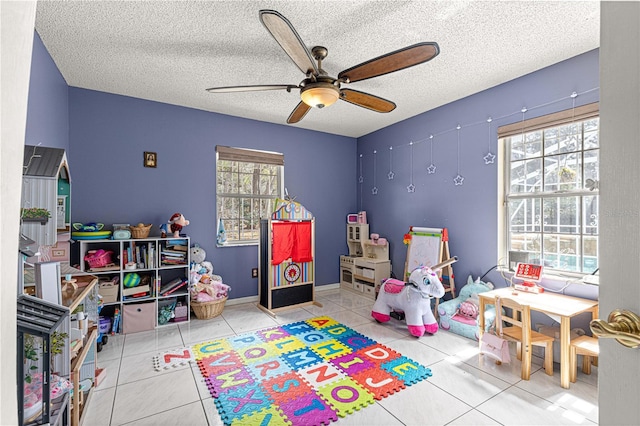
(123, 273), (141, 288)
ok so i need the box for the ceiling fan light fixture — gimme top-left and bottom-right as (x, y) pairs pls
(300, 82), (339, 108)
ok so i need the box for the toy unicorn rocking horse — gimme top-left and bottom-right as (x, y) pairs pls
(372, 257), (457, 337)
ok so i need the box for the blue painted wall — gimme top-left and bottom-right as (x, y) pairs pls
(357, 49), (599, 299)
(67, 89), (356, 298)
(25, 32), (69, 151)
(26, 30), (600, 310)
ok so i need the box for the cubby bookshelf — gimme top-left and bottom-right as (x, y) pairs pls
(74, 236), (190, 334)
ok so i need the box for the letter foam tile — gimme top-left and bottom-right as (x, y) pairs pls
(159, 316), (432, 426)
(238, 406), (291, 426)
(152, 347), (194, 371)
(382, 355), (433, 385)
(262, 371), (316, 405)
(316, 376), (375, 417)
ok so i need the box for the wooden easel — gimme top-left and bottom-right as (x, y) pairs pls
(404, 227), (456, 316)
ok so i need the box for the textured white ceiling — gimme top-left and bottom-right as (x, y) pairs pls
(34, 1), (600, 138)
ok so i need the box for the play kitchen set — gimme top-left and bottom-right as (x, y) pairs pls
(339, 212), (391, 300)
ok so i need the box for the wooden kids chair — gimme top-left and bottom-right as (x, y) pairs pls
(498, 296), (555, 380)
(570, 335), (599, 383)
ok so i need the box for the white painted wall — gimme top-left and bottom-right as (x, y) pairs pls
(0, 1), (37, 424)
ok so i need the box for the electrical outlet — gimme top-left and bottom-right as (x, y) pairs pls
(252, 268), (258, 278)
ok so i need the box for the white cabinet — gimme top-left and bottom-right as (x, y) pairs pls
(341, 223), (391, 299)
(347, 224), (368, 257)
(353, 258), (391, 300)
(75, 237), (190, 333)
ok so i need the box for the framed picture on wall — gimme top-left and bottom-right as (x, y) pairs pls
(144, 151), (157, 168)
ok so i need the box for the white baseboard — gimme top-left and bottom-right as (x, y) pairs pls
(225, 283), (341, 306)
(225, 295), (258, 306)
(316, 283), (340, 291)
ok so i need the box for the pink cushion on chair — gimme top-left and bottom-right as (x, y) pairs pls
(451, 314), (477, 326)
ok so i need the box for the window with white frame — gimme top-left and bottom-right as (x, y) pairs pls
(499, 103), (599, 275)
(216, 146), (284, 245)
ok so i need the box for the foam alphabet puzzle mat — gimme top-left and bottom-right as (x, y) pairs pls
(154, 316), (432, 425)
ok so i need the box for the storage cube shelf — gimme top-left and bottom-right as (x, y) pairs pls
(75, 237), (190, 333)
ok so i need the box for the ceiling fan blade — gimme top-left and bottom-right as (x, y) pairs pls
(338, 42), (440, 83)
(259, 10), (319, 76)
(287, 101), (311, 124)
(206, 84), (298, 93)
(340, 89), (396, 113)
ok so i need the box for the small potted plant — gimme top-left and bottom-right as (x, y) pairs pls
(23, 335), (40, 384)
(23, 330), (68, 383)
(21, 207), (51, 224)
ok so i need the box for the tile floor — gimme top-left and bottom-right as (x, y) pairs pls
(85, 288), (598, 425)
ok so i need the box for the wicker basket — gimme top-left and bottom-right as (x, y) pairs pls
(129, 223), (152, 239)
(191, 297), (227, 320)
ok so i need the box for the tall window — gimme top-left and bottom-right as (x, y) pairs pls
(216, 146), (283, 245)
(499, 103), (599, 275)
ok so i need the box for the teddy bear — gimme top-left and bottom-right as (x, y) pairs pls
(189, 245), (229, 303)
(190, 245), (214, 277)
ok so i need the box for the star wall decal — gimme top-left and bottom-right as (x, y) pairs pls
(484, 152), (496, 164)
(454, 174), (465, 186)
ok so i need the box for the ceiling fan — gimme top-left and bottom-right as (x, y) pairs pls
(206, 10), (440, 124)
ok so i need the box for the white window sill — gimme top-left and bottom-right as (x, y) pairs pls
(216, 241), (258, 248)
(497, 266), (599, 287)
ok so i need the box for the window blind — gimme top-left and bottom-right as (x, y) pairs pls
(497, 102), (599, 138)
(216, 145), (284, 166)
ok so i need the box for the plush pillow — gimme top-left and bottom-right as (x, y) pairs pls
(457, 299), (479, 320)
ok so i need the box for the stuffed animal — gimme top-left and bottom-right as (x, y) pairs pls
(455, 292), (480, 320)
(168, 213), (189, 237)
(190, 245), (214, 276)
(188, 244), (229, 303)
(372, 265), (445, 337)
(437, 276), (496, 340)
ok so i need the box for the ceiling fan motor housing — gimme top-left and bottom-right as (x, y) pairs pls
(300, 81), (340, 108)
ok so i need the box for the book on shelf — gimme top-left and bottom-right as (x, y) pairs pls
(161, 280), (187, 296)
(136, 245), (142, 268)
(123, 292), (150, 300)
(159, 277), (187, 296)
(163, 280), (187, 296)
(148, 245), (155, 268)
(161, 249), (186, 257)
(122, 284), (151, 296)
(160, 248), (187, 265)
(161, 259), (186, 266)
(166, 239), (188, 246)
